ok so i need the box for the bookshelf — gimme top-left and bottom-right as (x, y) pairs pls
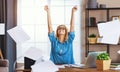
(85, 7), (120, 57)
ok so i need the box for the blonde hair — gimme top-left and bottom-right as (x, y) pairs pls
(56, 24), (68, 42)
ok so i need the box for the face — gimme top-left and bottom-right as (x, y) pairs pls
(57, 28), (66, 35)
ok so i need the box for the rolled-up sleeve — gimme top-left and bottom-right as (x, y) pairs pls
(48, 31), (56, 42)
(68, 31), (75, 43)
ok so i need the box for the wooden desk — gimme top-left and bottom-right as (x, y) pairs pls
(16, 66), (31, 72)
(16, 66), (120, 72)
(59, 67), (120, 72)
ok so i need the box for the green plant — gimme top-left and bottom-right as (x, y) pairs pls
(88, 34), (96, 38)
(97, 53), (110, 60)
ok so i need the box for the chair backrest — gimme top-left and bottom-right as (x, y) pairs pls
(0, 59), (9, 67)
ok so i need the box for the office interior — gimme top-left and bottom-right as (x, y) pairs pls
(0, 0), (120, 72)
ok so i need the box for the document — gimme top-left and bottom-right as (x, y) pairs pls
(31, 60), (58, 72)
(7, 26), (30, 43)
(24, 47), (49, 61)
(97, 20), (120, 44)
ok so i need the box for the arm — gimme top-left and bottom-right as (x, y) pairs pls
(44, 5), (53, 33)
(70, 6), (77, 32)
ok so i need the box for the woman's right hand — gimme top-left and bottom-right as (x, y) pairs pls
(44, 5), (49, 12)
(72, 6), (77, 13)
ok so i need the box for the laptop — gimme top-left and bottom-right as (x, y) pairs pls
(66, 51), (107, 69)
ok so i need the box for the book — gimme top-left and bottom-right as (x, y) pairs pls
(110, 63), (120, 70)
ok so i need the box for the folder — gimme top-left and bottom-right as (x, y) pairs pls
(24, 57), (35, 69)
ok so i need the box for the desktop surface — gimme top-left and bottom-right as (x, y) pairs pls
(16, 66), (120, 72)
(58, 67), (120, 72)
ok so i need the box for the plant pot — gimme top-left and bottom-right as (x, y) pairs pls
(88, 38), (97, 44)
(96, 59), (111, 71)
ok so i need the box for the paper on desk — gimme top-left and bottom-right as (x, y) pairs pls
(7, 26), (30, 43)
(31, 60), (58, 72)
(97, 20), (120, 44)
(24, 47), (49, 61)
(56, 65), (65, 68)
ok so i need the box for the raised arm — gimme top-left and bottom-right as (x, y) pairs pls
(70, 6), (77, 32)
(44, 5), (53, 33)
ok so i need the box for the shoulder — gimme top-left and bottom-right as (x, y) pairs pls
(48, 31), (57, 42)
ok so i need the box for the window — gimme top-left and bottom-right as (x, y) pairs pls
(17, 0), (82, 64)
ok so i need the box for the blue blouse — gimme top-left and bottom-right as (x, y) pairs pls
(48, 31), (75, 64)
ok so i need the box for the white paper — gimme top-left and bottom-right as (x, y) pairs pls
(56, 65), (65, 68)
(97, 20), (120, 44)
(0, 23), (5, 35)
(31, 60), (58, 72)
(24, 47), (49, 60)
(118, 50), (120, 54)
(70, 64), (85, 68)
(111, 67), (120, 70)
(7, 26), (30, 43)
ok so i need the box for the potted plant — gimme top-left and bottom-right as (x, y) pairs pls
(88, 34), (97, 44)
(96, 53), (111, 71)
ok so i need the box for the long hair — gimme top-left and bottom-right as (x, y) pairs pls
(56, 24), (68, 42)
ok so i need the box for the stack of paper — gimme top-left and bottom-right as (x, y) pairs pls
(97, 20), (120, 44)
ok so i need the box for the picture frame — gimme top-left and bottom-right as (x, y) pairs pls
(111, 16), (120, 21)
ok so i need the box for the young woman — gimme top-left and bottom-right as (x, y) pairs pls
(44, 5), (77, 64)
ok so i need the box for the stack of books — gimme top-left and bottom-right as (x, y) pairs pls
(110, 63), (120, 70)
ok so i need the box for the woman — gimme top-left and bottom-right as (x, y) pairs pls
(44, 5), (77, 64)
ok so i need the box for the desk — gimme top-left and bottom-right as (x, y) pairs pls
(16, 66), (120, 72)
(59, 67), (120, 72)
(16, 66), (31, 72)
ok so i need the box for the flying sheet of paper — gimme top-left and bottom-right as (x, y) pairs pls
(0, 23), (5, 35)
(31, 60), (58, 72)
(97, 20), (120, 44)
(24, 47), (49, 61)
(7, 26), (30, 43)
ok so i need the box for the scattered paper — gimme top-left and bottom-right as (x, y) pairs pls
(31, 60), (58, 72)
(97, 20), (120, 44)
(7, 26), (30, 43)
(24, 47), (49, 61)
